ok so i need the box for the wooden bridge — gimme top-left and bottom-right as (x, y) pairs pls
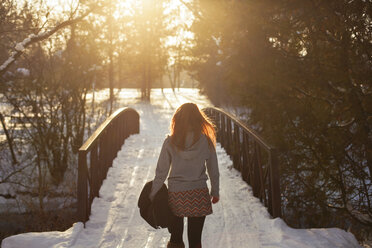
(77, 106), (281, 223)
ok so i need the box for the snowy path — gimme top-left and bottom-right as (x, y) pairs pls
(2, 89), (360, 248)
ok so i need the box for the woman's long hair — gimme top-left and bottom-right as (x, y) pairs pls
(170, 103), (216, 150)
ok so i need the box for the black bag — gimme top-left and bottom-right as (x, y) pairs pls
(138, 181), (173, 229)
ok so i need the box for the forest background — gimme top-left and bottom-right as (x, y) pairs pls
(0, 0), (371, 244)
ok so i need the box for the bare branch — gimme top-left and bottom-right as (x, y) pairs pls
(0, 7), (94, 77)
(0, 164), (31, 184)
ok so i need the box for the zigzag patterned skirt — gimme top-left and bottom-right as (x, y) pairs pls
(168, 188), (212, 217)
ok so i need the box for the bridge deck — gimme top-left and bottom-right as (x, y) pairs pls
(2, 89), (360, 248)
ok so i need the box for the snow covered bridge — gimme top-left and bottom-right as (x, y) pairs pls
(2, 89), (360, 248)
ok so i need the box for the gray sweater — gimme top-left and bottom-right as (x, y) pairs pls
(149, 133), (219, 200)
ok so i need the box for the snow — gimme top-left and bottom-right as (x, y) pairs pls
(15, 43), (25, 52)
(1, 89), (361, 248)
(1, 223), (84, 248)
(0, 55), (15, 71)
(16, 68), (30, 76)
(88, 64), (102, 72)
(14, 34), (37, 52)
(55, 50), (63, 58)
(1, 33), (39, 72)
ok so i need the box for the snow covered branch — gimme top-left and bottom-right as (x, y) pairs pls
(0, 9), (93, 78)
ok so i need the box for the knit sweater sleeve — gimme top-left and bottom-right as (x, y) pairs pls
(149, 137), (171, 201)
(206, 146), (219, 197)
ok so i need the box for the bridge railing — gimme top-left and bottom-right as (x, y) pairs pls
(204, 107), (281, 218)
(77, 107), (139, 223)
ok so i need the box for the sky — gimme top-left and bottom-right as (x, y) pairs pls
(40, 0), (195, 64)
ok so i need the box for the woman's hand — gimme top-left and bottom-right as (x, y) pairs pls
(211, 196), (219, 204)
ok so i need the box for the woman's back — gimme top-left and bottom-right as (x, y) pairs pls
(160, 133), (218, 195)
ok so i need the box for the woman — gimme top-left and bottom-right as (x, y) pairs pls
(149, 103), (220, 248)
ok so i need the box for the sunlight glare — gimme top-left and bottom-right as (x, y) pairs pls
(43, 0), (80, 16)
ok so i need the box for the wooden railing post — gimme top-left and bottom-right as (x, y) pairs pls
(77, 151), (88, 223)
(216, 112), (221, 143)
(233, 124), (240, 170)
(242, 133), (250, 183)
(270, 148), (281, 218)
(90, 144), (99, 199)
(98, 140), (105, 188)
(221, 116), (226, 149)
(252, 143), (260, 198)
(226, 120), (232, 155)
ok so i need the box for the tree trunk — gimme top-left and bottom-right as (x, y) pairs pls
(108, 1), (114, 114)
(147, 64), (152, 101)
(0, 113), (17, 165)
(36, 154), (44, 212)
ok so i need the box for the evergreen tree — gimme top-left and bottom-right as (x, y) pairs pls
(189, 0), (372, 239)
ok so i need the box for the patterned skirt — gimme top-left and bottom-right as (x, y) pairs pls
(168, 188), (213, 217)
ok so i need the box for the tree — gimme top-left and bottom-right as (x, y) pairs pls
(189, 0), (372, 239)
(0, 0), (102, 213)
(131, 0), (170, 100)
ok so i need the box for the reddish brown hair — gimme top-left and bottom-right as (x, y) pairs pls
(170, 103), (216, 150)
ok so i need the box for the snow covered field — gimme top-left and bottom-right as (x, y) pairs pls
(2, 89), (361, 248)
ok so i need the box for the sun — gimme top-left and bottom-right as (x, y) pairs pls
(42, 0), (194, 28)
(42, 0), (194, 65)
(113, 0), (194, 46)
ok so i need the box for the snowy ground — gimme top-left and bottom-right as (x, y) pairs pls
(2, 89), (361, 248)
